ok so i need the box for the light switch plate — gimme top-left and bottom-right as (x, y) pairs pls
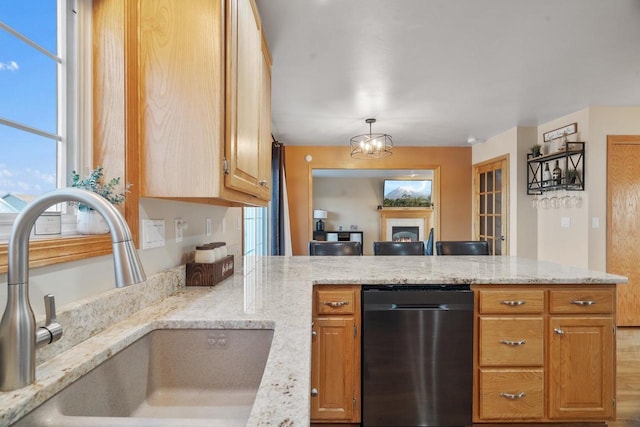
(592, 217), (600, 228)
(175, 219), (183, 243)
(142, 219), (165, 249)
(206, 218), (212, 236)
(560, 216), (571, 228)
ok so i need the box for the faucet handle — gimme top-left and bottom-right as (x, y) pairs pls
(36, 294), (63, 347)
(44, 294), (57, 324)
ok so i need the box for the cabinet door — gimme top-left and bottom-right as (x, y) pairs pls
(257, 37), (272, 199)
(140, 0), (225, 198)
(225, 0), (265, 198)
(311, 317), (357, 422)
(548, 317), (615, 420)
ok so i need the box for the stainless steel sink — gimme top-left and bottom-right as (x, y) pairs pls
(14, 328), (274, 427)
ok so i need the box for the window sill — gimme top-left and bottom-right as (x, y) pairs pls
(0, 234), (113, 274)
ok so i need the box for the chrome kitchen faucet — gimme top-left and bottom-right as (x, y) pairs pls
(0, 188), (146, 391)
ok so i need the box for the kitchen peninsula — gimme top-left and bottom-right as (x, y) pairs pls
(0, 256), (627, 426)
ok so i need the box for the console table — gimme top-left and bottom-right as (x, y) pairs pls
(313, 230), (364, 254)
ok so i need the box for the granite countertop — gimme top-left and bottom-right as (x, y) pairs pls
(0, 256), (627, 426)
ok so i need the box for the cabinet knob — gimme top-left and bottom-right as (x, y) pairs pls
(554, 328), (565, 336)
(312, 330), (317, 337)
(311, 388), (318, 397)
(259, 180), (267, 187)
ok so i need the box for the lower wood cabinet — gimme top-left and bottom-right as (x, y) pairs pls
(311, 285), (361, 423)
(473, 285), (616, 423)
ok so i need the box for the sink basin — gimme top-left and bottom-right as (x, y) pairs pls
(14, 328), (274, 427)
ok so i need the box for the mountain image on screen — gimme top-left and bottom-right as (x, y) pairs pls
(383, 180), (432, 207)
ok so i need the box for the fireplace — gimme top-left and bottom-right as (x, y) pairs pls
(379, 208), (434, 242)
(392, 226), (420, 242)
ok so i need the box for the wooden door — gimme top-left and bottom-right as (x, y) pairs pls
(607, 135), (640, 326)
(548, 317), (615, 420)
(474, 156), (509, 255)
(310, 317), (356, 421)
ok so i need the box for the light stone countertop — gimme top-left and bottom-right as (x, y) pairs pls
(0, 256), (627, 426)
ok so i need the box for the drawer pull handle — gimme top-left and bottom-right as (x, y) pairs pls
(500, 391), (526, 400)
(499, 339), (526, 346)
(500, 300), (526, 306)
(323, 301), (349, 308)
(570, 300), (595, 306)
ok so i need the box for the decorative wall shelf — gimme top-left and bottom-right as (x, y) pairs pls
(527, 142), (585, 195)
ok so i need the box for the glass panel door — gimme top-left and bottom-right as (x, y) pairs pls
(474, 157), (508, 255)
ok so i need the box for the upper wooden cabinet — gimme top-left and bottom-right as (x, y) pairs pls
(137, 0), (271, 205)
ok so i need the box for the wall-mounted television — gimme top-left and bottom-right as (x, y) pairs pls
(383, 179), (432, 207)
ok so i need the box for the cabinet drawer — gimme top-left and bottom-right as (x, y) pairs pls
(316, 288), (357, 315)
(479, 368), (544, 420)
(478, 290), (544, 314)
(549, 289), (614, 314)
(479, 317), (544, 366)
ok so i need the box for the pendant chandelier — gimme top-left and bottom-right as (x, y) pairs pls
(350, 118), (393, 159)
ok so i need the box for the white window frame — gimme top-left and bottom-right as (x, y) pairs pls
(243, 206), (268, 256)
(0, 0), (91, 240)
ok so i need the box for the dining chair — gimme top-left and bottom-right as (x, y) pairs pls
(435, 240), (490, 255)
(308, 241), (362, 256)
(373, 241), (425, 256)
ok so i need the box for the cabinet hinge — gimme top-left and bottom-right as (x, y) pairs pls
(353, 398), (357, 410)
(222, 157), (230, 175)
(613, 326), (617, 336)
(613, 398), (616, 408)
(353, 325), (357, 338)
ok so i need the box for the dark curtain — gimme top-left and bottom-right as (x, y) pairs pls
(270, 137), (286, 255)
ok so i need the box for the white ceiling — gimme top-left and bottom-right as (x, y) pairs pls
(256, 0), (640, 147)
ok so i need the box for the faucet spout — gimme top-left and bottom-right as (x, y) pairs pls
(0, 188), (146, 391)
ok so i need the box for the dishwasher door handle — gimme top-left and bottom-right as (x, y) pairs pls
(391, 303), (449, 310)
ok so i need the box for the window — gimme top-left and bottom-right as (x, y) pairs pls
(243, 206), (268, 256)
(0, 0), (81, 239)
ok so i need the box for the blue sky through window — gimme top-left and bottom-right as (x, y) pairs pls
(0, 1), (58, 201)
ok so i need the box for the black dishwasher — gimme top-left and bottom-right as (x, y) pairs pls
(362, 285), (474, 427)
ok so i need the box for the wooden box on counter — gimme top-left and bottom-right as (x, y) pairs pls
(186, 255), (234, 286)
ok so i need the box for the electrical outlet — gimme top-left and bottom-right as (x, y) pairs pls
(206, 218), (212, 236)
(175, 219), (183, 242)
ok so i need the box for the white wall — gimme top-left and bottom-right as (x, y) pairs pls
(0, 199), (243, 316)
(471, 126), (537, 258)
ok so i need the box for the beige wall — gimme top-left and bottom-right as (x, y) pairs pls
(285, 146), (472, 255)
(313, 177), (383, 255)
(0, 200), (243, 316)
(536, 109), (590, 267)
(532, 106), (640, 269)
(588, 106), (640, 270)
(472, 126), (537, 258)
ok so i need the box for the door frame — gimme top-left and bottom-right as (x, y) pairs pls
(473, 155), (510, 255)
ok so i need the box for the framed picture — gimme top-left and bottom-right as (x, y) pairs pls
(543, 122), (577, 142)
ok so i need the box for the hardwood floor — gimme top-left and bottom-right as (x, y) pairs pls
(612, 327), (640, 426)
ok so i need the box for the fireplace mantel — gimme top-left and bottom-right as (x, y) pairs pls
(379, 208), (434, 241)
